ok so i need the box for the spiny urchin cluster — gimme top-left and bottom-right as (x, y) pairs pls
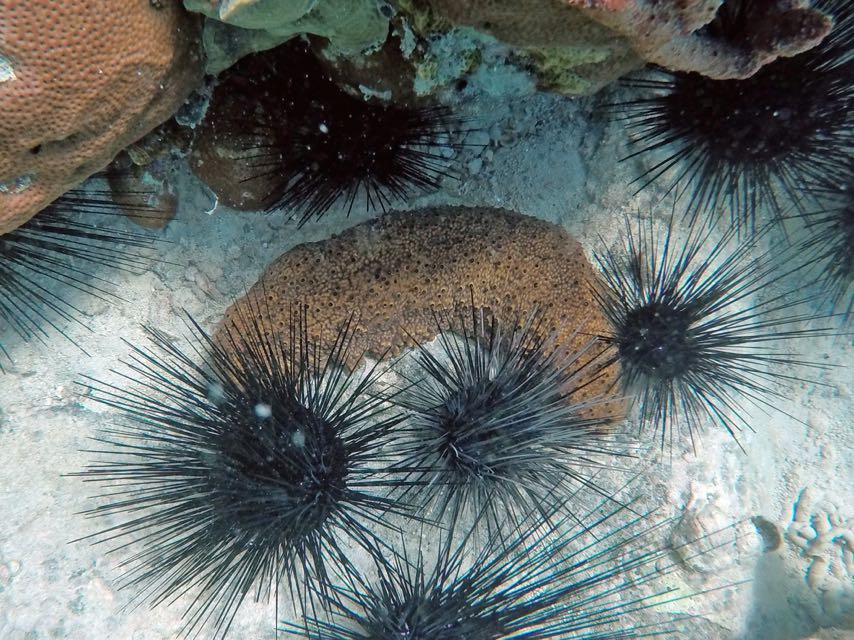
(72, 292), (743, 638)
(55, 4), (854, 638)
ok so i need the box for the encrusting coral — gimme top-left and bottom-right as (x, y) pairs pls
(183, 0), (391, 74)
(425, 0), (832, 82)
(414, 0), (643, 95)
(566, 0), (832, 79)
(220, 206), (621, 414)
(0, 0), (203, 235)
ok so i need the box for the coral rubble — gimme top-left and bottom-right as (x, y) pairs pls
(0, 0), (203, 235)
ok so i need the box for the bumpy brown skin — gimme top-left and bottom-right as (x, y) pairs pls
(220, 206), (623, 420)
(0, 0), (203, 234)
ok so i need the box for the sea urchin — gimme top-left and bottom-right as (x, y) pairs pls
(594, 215), (831, 450)
(387, 300), (626, 534)
(219, 40), (464, 225)
(73, 302), (410, 639)
(0, 188), (156, 370)
(613, 0), (853, 233)
(283, 498), (738, 639)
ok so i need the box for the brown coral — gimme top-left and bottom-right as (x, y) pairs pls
(0, 0), (203, 235)
(220, 206), (622, 414)
(427, 0), (831, 81)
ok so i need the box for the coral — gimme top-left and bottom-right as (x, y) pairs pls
(521, 44), (638, 95)
(786, 488), (854, 623)
(220, 206), (620, 415)
(565, 0), (833, 79)
(425, 0), (831, 82)
(0, 1), (203, 235)
(184, 0), (391, 73)
(412, 0), (642, 95)
(311, 33), (419, 104)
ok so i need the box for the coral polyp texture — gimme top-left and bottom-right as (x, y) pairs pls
(0, 188), (157, 371)
(74, 305), (410, 639)
(388, 302), (625, 533)
(190, 40), (462, 223)
(428, 0), (831, 82)
(219, 206), (620, 411)
(613, 0), (852, 232)
(0, 0), (203, 234)
(284, 500), (738, 639)
(593, 216), (833, 450)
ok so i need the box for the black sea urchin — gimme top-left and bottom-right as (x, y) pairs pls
(801, 176), (854, 322)
(283, 500), (737, 640)
(387, 301), (627, 534)
(74, 303), (409, 639)
(613, 0), (853, 234)
(233, 41), (463, 225)
(0, 189), (156, 370)
(594, 216), (831, 451)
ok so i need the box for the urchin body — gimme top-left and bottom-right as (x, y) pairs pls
(74, 304), (407, 639)
(286, 500), (737, 640)
(390, 303), (622, 533)
(226, 41), (462, 224)
(615, 0), (853, 232)
(594, 217), (831, 449)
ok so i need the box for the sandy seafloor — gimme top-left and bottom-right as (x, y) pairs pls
(0, 47), (852, 640)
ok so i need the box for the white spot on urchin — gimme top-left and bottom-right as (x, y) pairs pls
(0, 53), (15, 83)
(206, 382), (225, 403)
(292, 430), (306, 448)
(254, 403), (272, 419)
